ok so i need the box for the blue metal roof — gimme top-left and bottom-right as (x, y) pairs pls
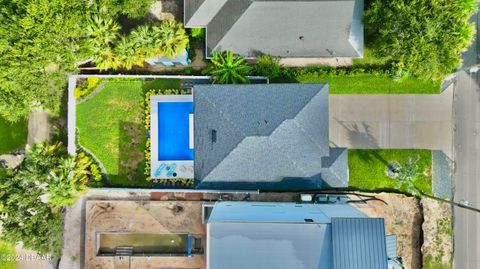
(208, 202), (366, 224)
(332, 218), (388, 269)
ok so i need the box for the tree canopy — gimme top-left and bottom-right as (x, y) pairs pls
(0, 143), (94, 257)
(0, 0), (154, 122)
(364, 0), (478, 79)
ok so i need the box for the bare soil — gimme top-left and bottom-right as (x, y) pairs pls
(148, 0), (183, 21)
(85, 200), (206, 269)
(349, 192), (423, 269)
(421, 198), (453, 268)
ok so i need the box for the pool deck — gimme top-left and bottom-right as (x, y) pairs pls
(85, 200), (206, 269)
(150, 95), (194, 180)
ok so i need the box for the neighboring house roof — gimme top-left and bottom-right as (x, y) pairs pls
(332, 218), (389, 269)
(193, 83), (348, 190)
(184, 0), (364, 58)
(206, 202), (388, 269)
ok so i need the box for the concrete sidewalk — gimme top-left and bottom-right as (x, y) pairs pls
(329, 84), (454, 158)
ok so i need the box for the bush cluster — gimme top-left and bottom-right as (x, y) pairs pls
(0, 0), (154, 122)
(364, 0), (477, 79)
(0, 142), (92, 257)
(76, 151), (103, 183)
(89, 19), (189, 71)
(74, 77), (102, 99)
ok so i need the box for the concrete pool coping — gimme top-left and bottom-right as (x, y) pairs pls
(150, 95), (194, 179)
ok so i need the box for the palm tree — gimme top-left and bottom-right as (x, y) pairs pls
(86, 15), (121, 47)
(90, 46), (119, 70)
(130, 24), (158, 59)
(155, 20), (189, 58)
(114, 36), (144, 70)
(205, 51), (252, 84)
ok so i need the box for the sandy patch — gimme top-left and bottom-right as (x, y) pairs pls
(350, 192), (423, 269)
(421, 198), (453, 268)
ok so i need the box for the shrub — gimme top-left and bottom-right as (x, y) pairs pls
(74, 77), (102, 99)
(190, 28), (205, 41)
(119, 0), (154, 19)
(76, 151), (103, 182)
(364, 0), (477, 79)
(144, 88), (185, 130)
(254, 54), (281, 79)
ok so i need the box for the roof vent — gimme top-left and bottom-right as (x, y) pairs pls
(211, 129), (217, 143)
(304, 218), (314, 223)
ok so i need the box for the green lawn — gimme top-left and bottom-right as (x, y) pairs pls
(293, 47), (441, 94)
(348, 149), (433, 196)
(0, 240), (16, 269)
(0, 116), (28, 154)
(77, 78), (181, 187)
(297, 73), (441, 94)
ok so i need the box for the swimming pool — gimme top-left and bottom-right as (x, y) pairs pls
(150, 95), (194, 179)
(157, 102), (194, 161)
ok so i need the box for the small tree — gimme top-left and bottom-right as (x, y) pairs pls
(155, 20), (189, 58)
(130, 24), (158, 59)
(114, 36), (145, 70)
(204, 51), (252, 84)
(86, 15), (121, 48)
(395, 154), (422, 197)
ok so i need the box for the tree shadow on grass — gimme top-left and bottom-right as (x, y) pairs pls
(113, 121), (150, 187)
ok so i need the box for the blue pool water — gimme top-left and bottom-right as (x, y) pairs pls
(157, 102), (194, 161)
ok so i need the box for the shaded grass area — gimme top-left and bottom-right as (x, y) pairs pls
(348, 149), (433, 195)
(0, 116), (28, 154)
(297, 73), (441, 94)
(0, 241), (16, 269)
(77, 78), (181, 187)
(278, 47), (441, 94)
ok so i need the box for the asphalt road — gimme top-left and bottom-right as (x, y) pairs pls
(453, 70), (480, 269)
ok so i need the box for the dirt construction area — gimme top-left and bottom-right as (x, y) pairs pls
(85, 200), (206, 269)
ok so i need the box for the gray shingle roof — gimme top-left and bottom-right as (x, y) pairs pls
(332, 218), (388, 269)
(193, 83), (348, 190)
(184, 0), (364, 58)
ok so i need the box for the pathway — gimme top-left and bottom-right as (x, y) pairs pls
(329, 85), (454, 158)
(27, 108), (51, 146)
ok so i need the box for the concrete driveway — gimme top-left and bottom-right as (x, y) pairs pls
(329, 85), (454, 158)
(453, 71), (480, 269)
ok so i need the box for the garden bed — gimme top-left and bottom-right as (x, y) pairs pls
(348, 149), (433, 196)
